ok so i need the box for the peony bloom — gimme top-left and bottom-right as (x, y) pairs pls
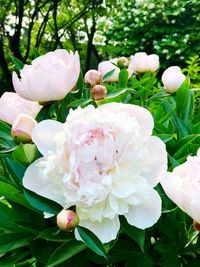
(84, 70), (102, 86)
(129, 52), (159, 74)
(12, 50), (80, 102)
(11, 114), (37, 143)
(161, 149), (200, 223)
(0, 92), (41, 125)
(98, 58), (134, 82)
(23, 102), (167, 243)
(161, 66), (186, 94)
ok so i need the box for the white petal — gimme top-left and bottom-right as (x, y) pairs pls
(125, 188), (161, 229)
(12, 72), (31, 100)
(31, 120), (64, 156)
(75, 216), (120, 243)
(161, 171), (183, 210)
(99, 102), (154, 139)
(23, 158), (66, 207)
(141, 136), (168, 187)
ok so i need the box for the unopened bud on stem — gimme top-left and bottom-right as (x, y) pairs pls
(91, 85), (107, 100)
(11, 114), (37, 143)
(84, 70), (102, 86)
(57, 209), (79, 231)
(117, 57), (129, 68)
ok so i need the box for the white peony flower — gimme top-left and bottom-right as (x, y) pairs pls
(23, 103), (168, 243)
(161, 149), (200, 223)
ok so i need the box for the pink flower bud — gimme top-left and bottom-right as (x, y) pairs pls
(84, 70), (102, 86)
(162, 66), (186, 94)
(117, 57), (129, 68)
(57, 209), (79, 231)
(11, 114), (37, 143)
(193, 220), (200, 231)
(91, 85), (107, 100)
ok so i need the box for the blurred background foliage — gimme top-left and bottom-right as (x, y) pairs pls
(0, 0), (200, 95)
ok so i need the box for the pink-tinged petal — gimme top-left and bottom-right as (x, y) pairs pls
(31, 120), (64, 156)
(12, 72), (31, 100)
(141, 136), (168, 187)
(99, 102), (154, 138)
(161, 171), (186, 212)
(23, 158), (66, 207)
(125, 188), (161, 229)
(75, 216), (120, 243)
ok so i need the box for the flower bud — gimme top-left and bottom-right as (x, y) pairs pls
(193, 220), (200, 231)
(84, 70), (102, 86)
(129, 52), (159, 74)
(162, 66), (186, 94)
(91, 85), (107, 100)
(11, 114), (37, 143)
(117, 57), (129, 68)
(57, 209), (79, 231)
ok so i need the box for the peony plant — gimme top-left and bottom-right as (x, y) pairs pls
(0, 49), (199, 267)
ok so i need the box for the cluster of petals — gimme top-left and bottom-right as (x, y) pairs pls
(161, 149), (200, 223)
(0, 92), (41, 125)
(12, 50), (80, 102)
(23, 102), (168, 243)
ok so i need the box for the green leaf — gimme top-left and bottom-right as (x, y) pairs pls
(0, 233), (32, 254)
(76, 226), (107, 258)
(118, 69), (128, 88)
(10, 55), (24, 71)
(47, 240), (86, 267)
(106, 88), (132, 99)
(12, 144), (39, 165)
(6, 158), (26, 183)
(0, 181), (31, 209)
(67, 98), (91, 108)
(121, 217), (145, 252)
(176, 77), (190, 119)
(36, 104), (52, 122)
(24, 188), (62, 214)
(102, 68), (115, 82)
(38, 227), (73, 242)
(156, 134), (176, 143)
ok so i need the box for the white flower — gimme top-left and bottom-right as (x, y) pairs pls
(23, 103), (168, 243)
(162, 66), (186, 94)
(161, 149), (200, 223)
(12, 49), (80, 102)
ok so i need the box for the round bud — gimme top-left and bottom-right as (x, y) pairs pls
(84, 70), (102, 86)
(11, 114), (37, 143)
(91, 85), (107, 100)
(117, 57), (129, 68)
(193, 220), (200, 231)
(57, 209), (79, 231)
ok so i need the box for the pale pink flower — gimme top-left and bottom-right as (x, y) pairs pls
(0, 92), (41, 125)
(23, 102), (167, 243)
(84, 70), (102, 86)
(161, 149), (200, 223)
(129, 52), (159, 74)
(11, 114), (37, 143)
(12, 50), (80, 102)
(162, 66), (186, 94)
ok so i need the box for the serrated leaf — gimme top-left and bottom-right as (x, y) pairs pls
(77, 226), (107, 258)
